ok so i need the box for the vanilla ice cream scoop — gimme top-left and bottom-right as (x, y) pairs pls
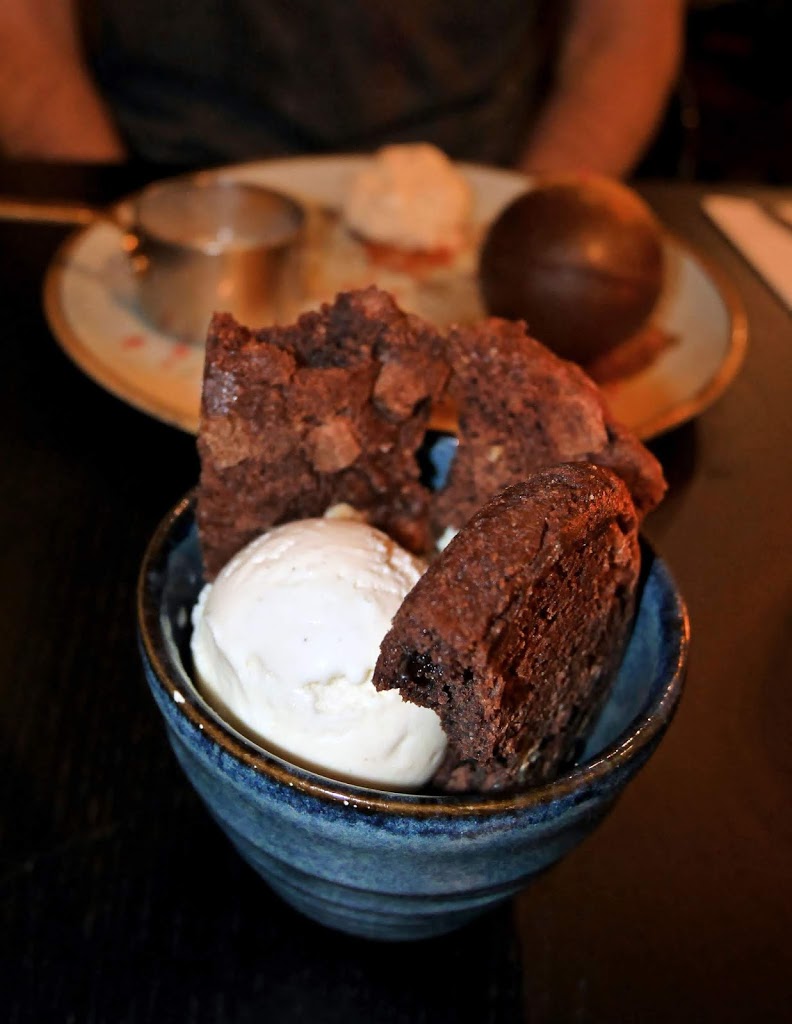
(190, 517), (447, 791)
(343, 143), (473, 252)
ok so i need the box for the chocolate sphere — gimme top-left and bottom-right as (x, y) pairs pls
(479, 176), (665, 364)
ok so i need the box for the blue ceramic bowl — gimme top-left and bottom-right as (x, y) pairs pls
(137, 492), (688, 941)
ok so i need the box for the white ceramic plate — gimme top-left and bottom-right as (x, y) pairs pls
(44, 155), (747, 437)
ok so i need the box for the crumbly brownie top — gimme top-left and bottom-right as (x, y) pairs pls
(431, 318), (666, 535)
(197, 287), (449, 577)
(374, 464), (641, 792)
(196, 287), (666, 576)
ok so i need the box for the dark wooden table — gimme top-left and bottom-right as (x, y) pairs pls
(1, 162), (790, 1023)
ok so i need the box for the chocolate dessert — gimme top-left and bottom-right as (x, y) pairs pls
(197, 287), (449, 578)
(374, 464), (641, 792)
(432, 317), (666, 535)
(195, 287), (666, 793)
(198, 288), (664, 576)
(478, 176), (665, 365)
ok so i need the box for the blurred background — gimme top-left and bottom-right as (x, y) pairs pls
(0, 0), (788, 185)
(640, 0), (791, 182)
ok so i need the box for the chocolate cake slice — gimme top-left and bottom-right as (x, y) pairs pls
(431, 318), (665, 536)
(374, 463), (641, 792)
(197, 287), (449, 577)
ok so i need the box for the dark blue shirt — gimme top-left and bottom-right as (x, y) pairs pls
(85, 0), (566, 165)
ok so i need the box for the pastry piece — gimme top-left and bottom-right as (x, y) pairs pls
(431, 318), (665, 535)
(197, 286), (449, 578)
(342, 143), (473, 253)
(585, 323), (677, 385)
(374, 464), (641, 792)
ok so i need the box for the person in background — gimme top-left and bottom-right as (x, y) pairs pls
(0, 0), (683, 178)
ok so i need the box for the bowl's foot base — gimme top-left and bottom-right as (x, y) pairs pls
(269, 878), (500, 941)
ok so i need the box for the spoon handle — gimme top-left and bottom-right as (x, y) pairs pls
(0, 196), (103, 227)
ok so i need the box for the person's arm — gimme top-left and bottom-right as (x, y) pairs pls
(518, 0), (684, 178)
(0, 0), (125, 161)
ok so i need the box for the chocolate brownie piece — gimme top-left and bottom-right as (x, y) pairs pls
(374, 464), (641, 792)
(197, 287), (449, 577)
(431, 318), (665, 536)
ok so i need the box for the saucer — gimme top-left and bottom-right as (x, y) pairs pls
(44, 156), (747, 438)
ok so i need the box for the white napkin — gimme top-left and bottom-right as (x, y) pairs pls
(702, 194), (792, 311)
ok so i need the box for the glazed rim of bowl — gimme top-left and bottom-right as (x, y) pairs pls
(137, 491), (689, 818)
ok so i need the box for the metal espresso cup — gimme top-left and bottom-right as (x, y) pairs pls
(0, 176), (306, 345)
(126, 177), (306, 344)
